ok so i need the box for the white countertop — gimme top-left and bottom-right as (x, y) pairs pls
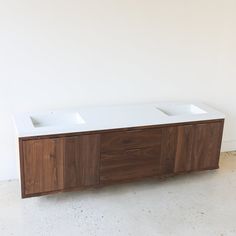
(14, 102), (225, 138)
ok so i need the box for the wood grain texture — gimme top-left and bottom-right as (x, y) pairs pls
(19, 119), (224, 198)
(63, 136), (80, 189)
(19, 139), (26, 198)
(160, 127), (178, 174)
(64, 134), (100, 189)
(101, 128), (162, 153)
(192, 121), (224, 170)
(100, 145), (161, 184)
(22, 138), (64, 196)
(174, 125), (195, 173)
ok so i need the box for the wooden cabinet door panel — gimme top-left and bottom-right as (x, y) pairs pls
(192, 122), (224, 170)
(63, 136), (80, 188)
(174, 125), (195, 173)
(22, 138), (64, 195)
(160, 127), (178, 175)
(161, 121), (224, 174)
(64, 134), (100, 189)
(22, 134), (100, 196)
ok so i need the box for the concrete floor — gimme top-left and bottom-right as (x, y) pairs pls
(1, 152), (236, 236)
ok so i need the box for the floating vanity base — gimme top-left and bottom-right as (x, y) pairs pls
(18, 119), (224, 198)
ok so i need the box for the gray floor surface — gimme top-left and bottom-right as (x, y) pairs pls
(0, 152), (236, 236)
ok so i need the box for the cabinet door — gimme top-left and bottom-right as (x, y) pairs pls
(192, 122), (224, 170)
(160, 127), (178, 174)
(174, 125), (195, 173)
(161, 121), (224, 175)
(64, 134), (100, 189)
(22, 138), (64, 196)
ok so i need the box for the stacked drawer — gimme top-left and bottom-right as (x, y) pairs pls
(100, 128), (163, 184)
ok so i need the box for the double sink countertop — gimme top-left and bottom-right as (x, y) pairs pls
(14, 102), (225, 138)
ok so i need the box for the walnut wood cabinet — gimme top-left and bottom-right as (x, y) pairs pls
(19, 120), (224, 198)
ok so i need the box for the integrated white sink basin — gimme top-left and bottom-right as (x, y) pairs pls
(14, 102), (225, 137)
(30, 111), (85, 128)
(156, 104), (207, 116)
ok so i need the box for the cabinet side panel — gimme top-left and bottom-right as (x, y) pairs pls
(22, 138), (64, 195)
(19, 139), (26, 197)
(214, 121), (224, 166)
(160, 127), (178, 175)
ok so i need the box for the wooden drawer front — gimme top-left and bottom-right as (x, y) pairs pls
(101, 128), (162, 153)
(100, 145), (161, 184)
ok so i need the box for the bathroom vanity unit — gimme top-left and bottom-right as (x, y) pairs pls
(14, 102), (225, 198)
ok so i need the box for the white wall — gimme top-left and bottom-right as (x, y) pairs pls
(0, 0), (236, 181)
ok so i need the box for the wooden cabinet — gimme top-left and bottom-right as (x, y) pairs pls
(19, 120), (224, 198)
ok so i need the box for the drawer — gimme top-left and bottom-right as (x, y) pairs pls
(100, 145), (161, 184)
(101, 128), (162, 153)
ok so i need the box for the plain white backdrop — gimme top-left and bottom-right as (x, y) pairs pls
(0, 0), (236, 180)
